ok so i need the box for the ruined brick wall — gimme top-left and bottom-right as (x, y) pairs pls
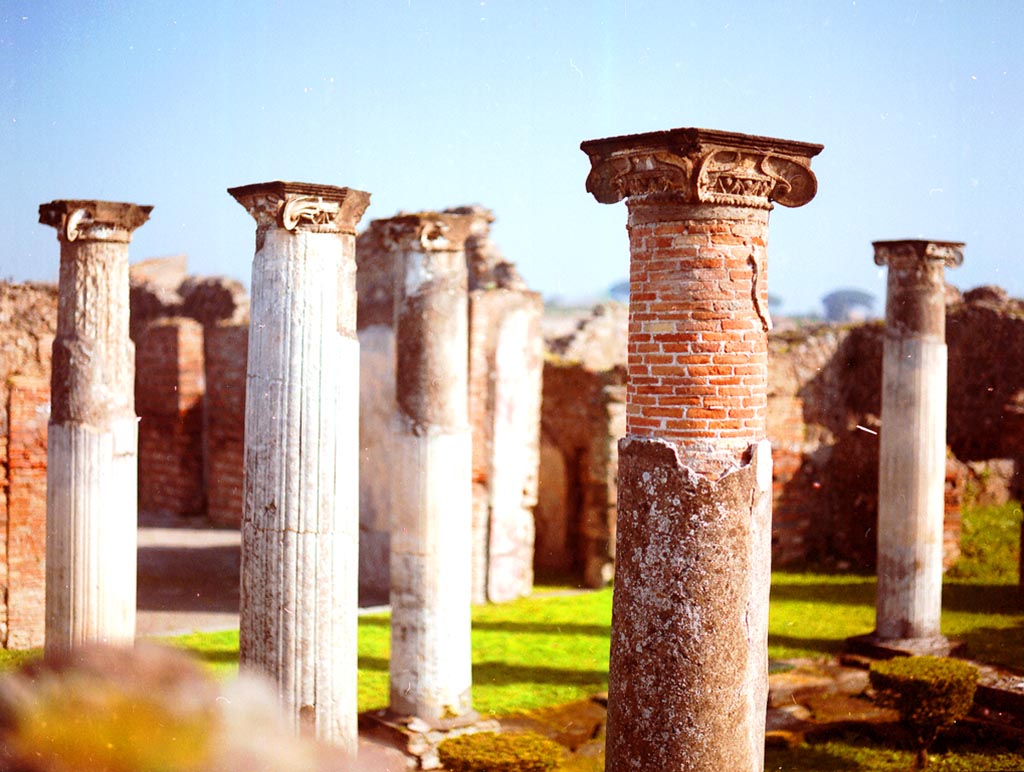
(0, 282), (57, 648)
(5, 377), (49, 648)
(135, 318), (205, 517)
(204, 322), (248, 527)
(537, 303), (627, 587)
(947, 287), (1024, 463)
(130, 259), (250, 526)
(539, 293), (1006, 578)
(536, 360), (625, 588)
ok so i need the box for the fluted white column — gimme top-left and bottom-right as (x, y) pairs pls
(39, 199), (151, 657)
(385, 213), (475, 723)
(229, 181), (370, 753)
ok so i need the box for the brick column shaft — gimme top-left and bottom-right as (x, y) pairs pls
(386, 213), (476, 723)
(38, 199), (151, 657)
(873, 239), (963, 647)
(626, 202), (770, 474)
(583, 128), (821, 772)
(229, 181), (370, 753)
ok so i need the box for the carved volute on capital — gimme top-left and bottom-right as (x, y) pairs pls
(227, 181), (371, 236)
(38, 200), (153, 243)
(380, 212), (474, 254)
(873, 239), (965, 269)
(581, 127), (823, 210)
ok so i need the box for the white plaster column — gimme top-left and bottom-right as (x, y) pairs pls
(386, 213), (476, 724)
(873, 239), (963, 650)
(228, 181), (370, 753)
(39, 200), (151, 658)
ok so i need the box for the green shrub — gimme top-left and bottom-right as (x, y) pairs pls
(437, 731), (564, 772)
(869, 656), (979, 769)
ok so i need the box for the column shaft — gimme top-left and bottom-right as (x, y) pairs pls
(873, 240), (963, 646)
(230, 181), (369, 753)
(582, 127), (821, 772)
(387, 214), (474, 722)
(39, 200), (150, 657)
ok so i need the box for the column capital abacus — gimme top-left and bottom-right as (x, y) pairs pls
(381, 212), (474, 253)
(38, 200), (152, 243)
(873, 239), (964, 269)
(227, 181), (371, 236)
(581, 127), (822, 210)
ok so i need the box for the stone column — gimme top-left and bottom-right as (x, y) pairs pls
(581, 128), (821, 772)
(872, 239), (963, 651)
(386, 212), (475, 724)
(228, 181), (370, 753)
(38, 199), (152, 657)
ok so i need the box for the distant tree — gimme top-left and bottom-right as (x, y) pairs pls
(767, 293), (783, 312)
(822, 288), (876, 322)
(608, 280), (629, 302)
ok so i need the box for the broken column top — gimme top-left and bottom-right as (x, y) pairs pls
(227, 180), (370, 234)
(581, 126), (823, 209)
(39, 200), (153, 243)
(381, 211), (474, 253)
(875, 240), (964, 338)
(873, 239), (965, 268)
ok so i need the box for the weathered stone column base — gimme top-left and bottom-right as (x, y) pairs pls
(359, 710), (497, 770)
(846, 632), (964, 659)
(606, 438), (772, 772)
(389, 428), (474, 722)
(45, 420), (137, 656)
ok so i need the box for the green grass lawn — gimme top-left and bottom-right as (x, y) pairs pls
(1, 502), (1020, 769)
(156, 501), (1022, 718)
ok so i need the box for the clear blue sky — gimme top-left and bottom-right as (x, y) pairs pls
(2, 1), (1021, 314)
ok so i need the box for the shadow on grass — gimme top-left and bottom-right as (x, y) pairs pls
(769, 578), (875, 607)
(359, 656), (388, 672)
(356, 656), (607, 688)
(472, 621), (611, 636)
(473, 661), (607, 688)
(942, 583), (1023, 615)
(956, 620), (1024, 671)
(768, 633), (846, 657)
(189, 647), (239, 665)
(359, 617), (611, 637)
(764, 743), (864, 771)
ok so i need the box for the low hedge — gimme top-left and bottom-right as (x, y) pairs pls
(437, 730), (564, 772)
(869, 655), (980, 769)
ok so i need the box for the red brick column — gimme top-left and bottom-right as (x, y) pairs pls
(582, 127), (821, 771)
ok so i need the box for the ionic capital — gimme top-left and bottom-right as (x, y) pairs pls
(227, 181), (370, 236)
(381, 212), (473, 253)
(581, 127), (822, 210)
(38, 200), (152, 243)
(873, 239), (964, 269)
